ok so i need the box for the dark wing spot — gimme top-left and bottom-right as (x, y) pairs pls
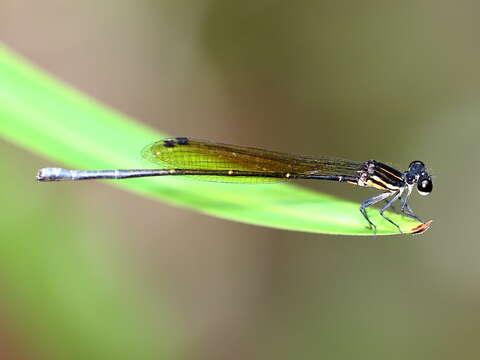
(175, 137), (189, 145)
(163, 139), (176, 148)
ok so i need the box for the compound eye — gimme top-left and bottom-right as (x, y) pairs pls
(409, 160), (424, 168)
(417, 178), (433, 196)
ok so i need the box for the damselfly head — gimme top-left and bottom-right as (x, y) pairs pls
(406, 160), (432, 195)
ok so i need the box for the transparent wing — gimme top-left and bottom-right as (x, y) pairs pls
(141, 137), (362, 183)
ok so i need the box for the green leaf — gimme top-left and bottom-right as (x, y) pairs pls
(0, 44), (428, 236)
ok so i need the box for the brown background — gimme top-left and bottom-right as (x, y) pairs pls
(1, 1), (480, 359)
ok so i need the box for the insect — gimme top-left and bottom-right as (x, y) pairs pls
(36, 137), (433, 233)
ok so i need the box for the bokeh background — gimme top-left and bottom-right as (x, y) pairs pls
(1, 1), (480, 359)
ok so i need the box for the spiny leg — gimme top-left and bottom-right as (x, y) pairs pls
(380, 189), (404, 234)
(360, 192), (395, 234)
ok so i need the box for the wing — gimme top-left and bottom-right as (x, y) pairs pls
(141, 137), (362, 183)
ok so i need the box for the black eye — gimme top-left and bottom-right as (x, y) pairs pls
(417, 178), (432, 195)
(409, 160), (425, 168)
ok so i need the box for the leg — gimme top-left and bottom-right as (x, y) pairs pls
(360, 192), (395, 234)
(400, 185), (412, 213)
(402, 203), (423, 222)
(385, 198), (398, 213)
(380, 190), (404, 233)
(400, 186), (423, 222)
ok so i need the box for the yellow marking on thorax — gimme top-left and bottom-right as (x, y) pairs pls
(367, 176), (400, 191)
(365, 179), (388, 190)
(377, 166), (403, 181)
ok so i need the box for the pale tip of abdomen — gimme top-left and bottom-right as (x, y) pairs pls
(36, 168), (64, 181)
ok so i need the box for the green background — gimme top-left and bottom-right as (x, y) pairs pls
(1, 1), (479, 359)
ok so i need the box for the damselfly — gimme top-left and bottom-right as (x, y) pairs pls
(36, 137), (433, 233)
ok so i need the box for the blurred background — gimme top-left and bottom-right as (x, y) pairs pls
(1, 1), (480, 359)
